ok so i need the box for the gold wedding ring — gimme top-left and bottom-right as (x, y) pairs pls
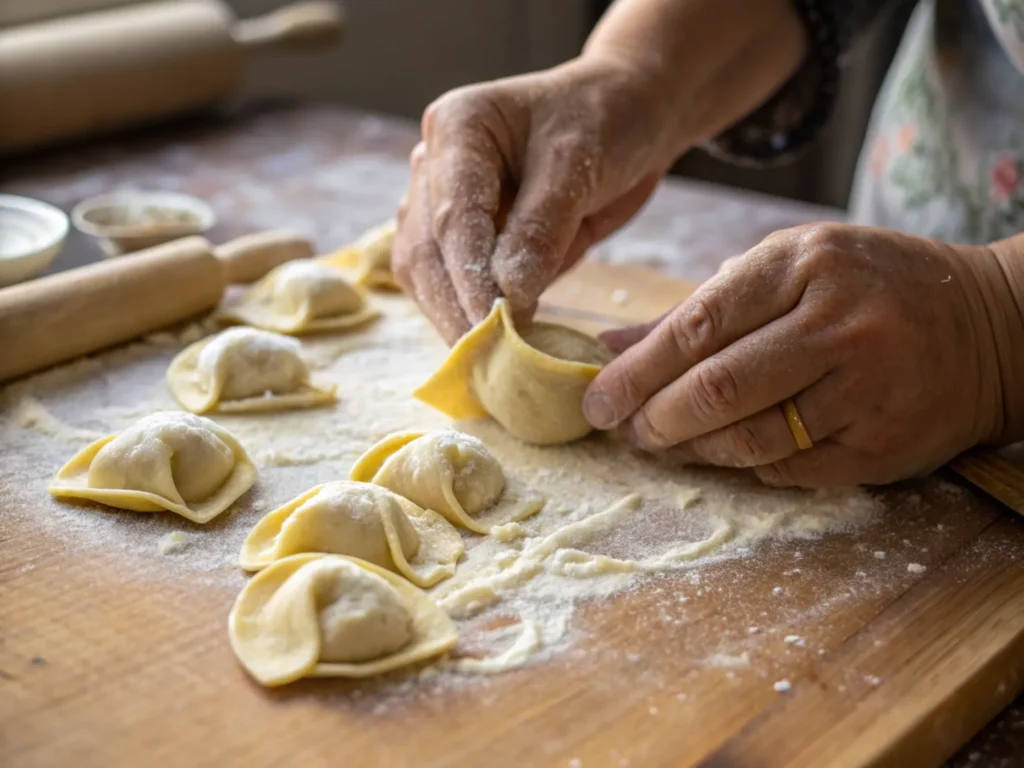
(783, 399), (813, 450)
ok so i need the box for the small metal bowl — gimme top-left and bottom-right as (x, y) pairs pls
(72, 190), (216, 256)
(0, 194), (69, 287)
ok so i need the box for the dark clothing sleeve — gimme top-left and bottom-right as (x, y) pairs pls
(705, 0), (909, 166)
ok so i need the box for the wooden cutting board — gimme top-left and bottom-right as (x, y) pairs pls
(2, 260), (1024, 768)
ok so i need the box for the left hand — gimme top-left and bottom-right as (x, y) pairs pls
(582, 223), (1009, 487)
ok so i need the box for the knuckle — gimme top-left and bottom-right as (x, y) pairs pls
(409, 142), (427, 169)
(690, 358), (742, 419)
(668, 295), (720, 355)
(722, 422), (770, 467)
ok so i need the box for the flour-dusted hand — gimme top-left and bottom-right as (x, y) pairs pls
(393, 57), (676, 343)
(584, 224), (1024, 487)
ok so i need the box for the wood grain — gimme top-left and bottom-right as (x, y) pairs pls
(3, 263), (1024, 768)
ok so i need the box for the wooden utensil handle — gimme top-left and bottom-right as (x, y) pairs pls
(233, 1), (345, 53)
(215, 229), (313, 283)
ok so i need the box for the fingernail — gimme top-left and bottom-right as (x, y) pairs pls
(583, 390), (617, 429)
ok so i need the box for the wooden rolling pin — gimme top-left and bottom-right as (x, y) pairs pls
(0, 0), (344, 155)
(0, 231), (312, 382)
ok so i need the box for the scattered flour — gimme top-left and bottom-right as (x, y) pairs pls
(158, 531), (191, 555)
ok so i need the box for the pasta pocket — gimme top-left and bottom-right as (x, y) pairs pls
(350, 429), (543, 535)
(414, 299), (612, 445)
(240, 480), (463, 587)
(49, 412), (255, 524)
(219, 259), (378, 334)
(229, 553), (458, 687)
(320, 220), (398, 290)
(167, 327), (336, 414)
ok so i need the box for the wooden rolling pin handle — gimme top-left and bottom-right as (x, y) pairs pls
(215, 229), (313, 284)
(232, 1), (345, 53)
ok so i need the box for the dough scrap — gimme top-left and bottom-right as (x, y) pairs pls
(49, 411), (256, 524)
(319, 220), (399, 290)
(414, 299), (612, 444)
(218, 259), (379, 335)
(349, 429), (544, 534)
(167, 327), (336, 414)
(240, 480), (463, 587)
(229, 553), (458, 687)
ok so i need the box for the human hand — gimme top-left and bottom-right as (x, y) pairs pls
(583, 224), (1012, 487)
(392, 55), (681, 344)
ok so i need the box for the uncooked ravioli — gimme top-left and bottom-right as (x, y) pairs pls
(349, 429), (544, 534)
(320, 220), (398, 290)
(414, 299), (612, 445)
(228, 553), (458, 686)
(167, 327), (336, 413)
(49, 411), (256, 524)
(218, 259), (379, 334)
(239, 480), (464, 587)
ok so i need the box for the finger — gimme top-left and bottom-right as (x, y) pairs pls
(425, 101), (503, 322)
(491, 142), (595, 309)
(621, 309), (834, 450)
(599, 310), (670, 354)
(754, 440), (878, 488)
(583, 240), (806, 429)
(662, 371), (851, 468)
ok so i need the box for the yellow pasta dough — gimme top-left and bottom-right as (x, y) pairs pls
(239, 480), (463, 587)
(349, 429), (543, 534)
(218, 259), (379, 335)
(414, 299), (613, 445)
(229, 553), (458, 687)
(49, 411), (256, 524)
(320, 220), (399, 290)
(167, 327), (336, 414)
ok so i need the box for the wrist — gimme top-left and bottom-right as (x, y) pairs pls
(954, 240), (1024, 445)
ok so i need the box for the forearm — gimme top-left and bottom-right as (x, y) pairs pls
(582, 0), (807, 158)
(985, 234), (1024, 444)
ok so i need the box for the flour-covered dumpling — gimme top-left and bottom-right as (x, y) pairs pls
(320, 220), (398, 290)
(49, 411), (256, 524)
(239, 480), (463, 587)
(414, 299), (612, 445)
(219, 259), (378, 334)
(349, 429), (543, 534)
(167, 327), (335, 413)
(229, 553), (458, 686)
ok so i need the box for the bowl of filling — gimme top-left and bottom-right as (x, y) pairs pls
(0, 194), (69, 287)
(72, 190), (216, 256)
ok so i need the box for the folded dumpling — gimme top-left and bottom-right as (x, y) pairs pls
(167, 327), (336, 414)
(49, 411), (256, 524)
(414, 299), (613, 445)
(349, 429), (543, 534)
(320, 220), (398, 290)
(229, 553), (458, 686)
(218, 259), (378, 335)
(239, 480), (463, 587)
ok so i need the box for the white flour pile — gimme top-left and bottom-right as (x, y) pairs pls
(0, 291), (881, 683)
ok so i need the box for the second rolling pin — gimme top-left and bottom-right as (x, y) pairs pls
(0, 230), (312, 382)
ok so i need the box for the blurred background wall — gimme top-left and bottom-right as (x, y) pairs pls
(3, 0), (916, 209)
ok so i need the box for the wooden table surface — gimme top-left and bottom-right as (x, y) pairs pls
(2, 102), (1022, 767)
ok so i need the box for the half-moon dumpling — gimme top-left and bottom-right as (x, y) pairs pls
(167, 327), (336, 414)
(320, 220), (398, 290)
(229, 553), (458, 686)
(239, 480), (463, 587)
(219, 259), (379, 335)
(349, 429), (543, 534)
(413, 299), (613, 445)
(49, 411), (256, 524)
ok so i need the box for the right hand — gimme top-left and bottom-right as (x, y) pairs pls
(392, 55), (683, 344)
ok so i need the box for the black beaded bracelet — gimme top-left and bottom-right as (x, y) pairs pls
(703, 0), (843, 167)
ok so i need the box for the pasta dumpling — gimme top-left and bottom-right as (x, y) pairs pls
(320, 220), (398, 290)
(219, 259), (378, 335)
(414, 299), (613, 445)
(239, 480), (463, 587)
(49, 411), (256, 524)
(349, 429), (543, 534)
(229, 553), (458, 687)
(167, 327), (336, 414)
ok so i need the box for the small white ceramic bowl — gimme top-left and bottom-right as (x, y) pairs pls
(0, 194), (69, 287)
(72, 190), (216, 256)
